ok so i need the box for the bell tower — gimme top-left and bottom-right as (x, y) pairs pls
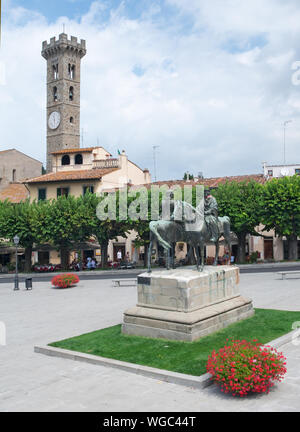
(42, 33), (87, 172)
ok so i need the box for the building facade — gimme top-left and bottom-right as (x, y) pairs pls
(0, 149), (42, 192)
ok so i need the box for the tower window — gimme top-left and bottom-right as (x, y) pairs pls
(12, 169), (16, 182)
(53, 86), (58, 102)
(75, 154), (83, 165)
(69, 86), (74, 101)
(70, 117), (74, 124)
(68, 64), (75, 79)
(61, 155), (70, 166)
(53, 64), (59, 80)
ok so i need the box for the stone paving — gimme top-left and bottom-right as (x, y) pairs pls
(0, 272), (299, 412)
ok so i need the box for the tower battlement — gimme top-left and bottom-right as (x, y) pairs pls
(42, 33), (86, 59)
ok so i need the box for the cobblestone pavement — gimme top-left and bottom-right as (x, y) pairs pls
(0, 272), (299, 412)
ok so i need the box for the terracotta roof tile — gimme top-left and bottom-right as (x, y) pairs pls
(51, 146), (112, 155)
(0, 183), (29, 203)
(149, 174), (266, 188)
(25, 168), (119, 184)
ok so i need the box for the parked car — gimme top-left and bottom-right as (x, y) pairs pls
(33, 263), (61, 272)
(118, 261), (136, 270)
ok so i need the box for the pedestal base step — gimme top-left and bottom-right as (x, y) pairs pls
(122, 296), (254, 342)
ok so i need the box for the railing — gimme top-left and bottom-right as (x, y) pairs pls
(93, 159), (120, 169)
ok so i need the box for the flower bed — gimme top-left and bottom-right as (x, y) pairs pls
(51, 273), (80, 289)
(206, 339), (287, 397)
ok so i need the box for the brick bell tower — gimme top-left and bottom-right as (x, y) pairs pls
(42, 33), (87, 172)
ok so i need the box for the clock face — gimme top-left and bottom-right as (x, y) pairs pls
(48, 111), (61, 130)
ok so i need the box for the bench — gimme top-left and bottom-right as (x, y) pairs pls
(112, 279), (137, 287)
(278, 271), (300, 280)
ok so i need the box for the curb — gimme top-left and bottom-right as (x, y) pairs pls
(34, 329), (298, 390)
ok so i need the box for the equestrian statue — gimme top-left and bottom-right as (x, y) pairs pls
(147, 189), (231, 273)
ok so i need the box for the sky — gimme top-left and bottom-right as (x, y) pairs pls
(1, 0), (300, 180)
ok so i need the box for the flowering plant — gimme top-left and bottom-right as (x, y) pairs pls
(206, 339), (287, 397)
(51, 273), (79, 288)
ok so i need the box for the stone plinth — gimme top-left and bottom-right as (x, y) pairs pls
(122, 266), (254, 342)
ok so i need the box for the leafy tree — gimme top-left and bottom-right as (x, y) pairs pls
(32, 196), (94, 269)
(183, 172), (194, 180)
(0, 200), (44, 272)
(261, 175), (300, 260)
(212, 180), (263, 263)
(81, 192), (131, 268)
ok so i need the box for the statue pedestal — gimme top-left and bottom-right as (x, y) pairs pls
(122, 266), (254, 342)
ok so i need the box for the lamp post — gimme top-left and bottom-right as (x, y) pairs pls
(13, 235), (20, 291)
(283, 120), (292, 165)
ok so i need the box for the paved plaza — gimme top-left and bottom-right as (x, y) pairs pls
(0, 271), (299, 412)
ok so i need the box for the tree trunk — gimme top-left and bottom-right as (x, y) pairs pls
(100, 241), (109, 268)
(24, 245), (33, 273)
(287, 234), (298, 261)
(237, 233), (247, 264)
(60, 246), (69, 270)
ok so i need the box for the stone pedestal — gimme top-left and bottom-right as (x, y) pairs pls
(122, 266), (254, 342)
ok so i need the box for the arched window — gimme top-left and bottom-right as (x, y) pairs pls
(61, 155), (70, 166)
(70, 117), (74, 124)
(69, 86), (74, 101)
(12, 169), (16, 182)
(53, 64), (59, 80)
(75, 154), (83, 165)
(53, 86), (58, 102)
(68, 64), (75, 79)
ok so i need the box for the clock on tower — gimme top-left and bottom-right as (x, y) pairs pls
(42, 33), (87, 172)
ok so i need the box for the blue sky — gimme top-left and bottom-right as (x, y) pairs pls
(7, 0), (180, 25)
(1, 0), (300, 180)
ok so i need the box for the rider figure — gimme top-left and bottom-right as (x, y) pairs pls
(204, 189), (219, 242)
(162, 190), (176, 221)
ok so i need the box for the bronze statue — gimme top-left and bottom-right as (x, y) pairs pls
(147, 190), (231, 273)
(204, 189), (219, 242)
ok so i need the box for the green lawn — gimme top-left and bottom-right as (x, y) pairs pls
(49, 309), (300, 376)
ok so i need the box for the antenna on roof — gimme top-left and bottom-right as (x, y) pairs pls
(153, 146), (159, 182)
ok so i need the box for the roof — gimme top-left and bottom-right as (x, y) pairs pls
(0, 148), (43, 165)
(51, 146), (112, 156)
(24, 168), (119, 184)
(149, 174), (266, 189)
(0, 183), (29, 203)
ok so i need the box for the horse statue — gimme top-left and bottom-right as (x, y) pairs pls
(147, 199), (231, 273)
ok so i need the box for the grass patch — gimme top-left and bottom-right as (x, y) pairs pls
(49, 309), (300, 376)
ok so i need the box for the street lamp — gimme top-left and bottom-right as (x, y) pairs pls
(13, 235), (20, 291)
(283, 120), (292, 165)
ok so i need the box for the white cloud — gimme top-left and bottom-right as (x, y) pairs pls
(1, 0), (300, 180)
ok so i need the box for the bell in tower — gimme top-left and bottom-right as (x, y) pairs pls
(41, 33), (87, 172)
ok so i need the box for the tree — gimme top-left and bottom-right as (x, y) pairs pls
(183, 172), (194, 180)
(81, 192), (131, 268)
(32, 196), (95, 270)
(0, 200), (45, 272)
(261, 175), (300, 261)
(212, 180), (263, 263)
